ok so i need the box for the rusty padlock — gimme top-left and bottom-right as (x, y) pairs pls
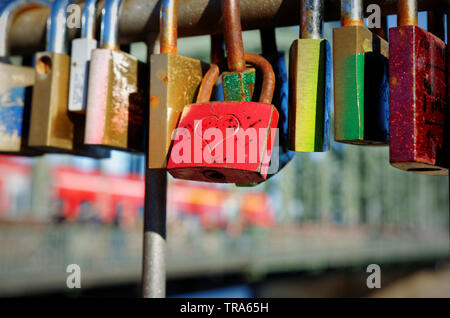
(0, 0), (48, 155)
(68, 0), (98, 113)
(148, 0), (208, 168)
(167, 0), (279, 184)
(84, 0), (146, 152)
(333, 0), (389, 145)
(220, 0), (255, 103)
(289, 0), (330, 152)
(389, 0), (448, 174)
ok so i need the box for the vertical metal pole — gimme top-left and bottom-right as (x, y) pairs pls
(142, 32), (166, 298)
(142, 168), (167, 298)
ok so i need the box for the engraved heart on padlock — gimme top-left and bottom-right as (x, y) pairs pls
(194, 114), (241, 157)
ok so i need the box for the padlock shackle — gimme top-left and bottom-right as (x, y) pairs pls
(340, 0), (364, 27)
(0, 0), (49, 57)
(81, 0), (98, 39)
(300, 0), (324, 39)
(197, 52), (274, 104)
(260, 28), (278, 56)
(397, 0), (418, 27)
(196, 64), (221, 104)
(160, 0), (178, 54)
(222, 0), (246, 73)
(100, 0), (123, 49)
(46, 0), (72, 53)
(244, 52), (274, 104)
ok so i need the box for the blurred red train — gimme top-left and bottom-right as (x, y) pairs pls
(0, 156), (275, 229)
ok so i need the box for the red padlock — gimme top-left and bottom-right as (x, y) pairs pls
(167, 53), (279, 183)
(389, 0), (448, 175)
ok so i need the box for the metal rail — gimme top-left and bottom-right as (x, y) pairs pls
(9, 0), (445, 55)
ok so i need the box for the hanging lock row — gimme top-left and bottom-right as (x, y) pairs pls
(0, 0), (449, 183)
(0, 0), (148, 159)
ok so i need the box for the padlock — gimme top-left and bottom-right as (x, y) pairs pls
(68, 0), (98, 113)
(166, 51), (279, 184)
(28, 0), (110, 158)
(389, 0), (448, 174)
(289, 0), (330, 152)
(0, 0), (48, 155)
(148, 0), (208, 168)
(28, 0), (75, 151)
(333, 0), (389, 145)
(260, 28), (294, 174)
(167, 0), (278, 184)
(84, 0), (146, 152)
(220, 0), (256, 103)
(237, 28), (294, 187)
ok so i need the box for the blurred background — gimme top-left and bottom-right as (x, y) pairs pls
(0, 13), (449, 298)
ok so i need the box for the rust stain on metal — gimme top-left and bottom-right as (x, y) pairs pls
(222, 0), (246, 72)
(196, 64), (220, 103)
(160, 0), (178, 54)
(244, 52), (275, 104)
(397, 0), (418, 27)
(150, 95), (160, 108)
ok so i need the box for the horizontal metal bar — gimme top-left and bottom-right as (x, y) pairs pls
(9, 0), (446, 55)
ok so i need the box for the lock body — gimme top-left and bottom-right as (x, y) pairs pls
(29, 51), (73, 150)
(167, 101), (279, 183)
(148, 53), (207, 168)
(68, 38), (97, 113)
(85, 48), (145, 152)
(333, 26), (389, 145)
(222, 69), (256, 102)
(389, 26), (448, 174)
(0, 62), (38, 154)
(289, 38), (331, 152)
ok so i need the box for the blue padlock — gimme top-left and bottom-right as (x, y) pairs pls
(0, 0), (49, 155)
(237, 28), (294, 187)
(260, 28), (295, 176)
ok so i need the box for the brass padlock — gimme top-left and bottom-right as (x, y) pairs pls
(0, 0), (48, 155)
(289, 0), (330, 152)
(28, 0), (74, 151)
(84, 0), (146, 152)
(148, 0), (208, 168)
(333, 0), (389, 145)
(68, 0), (98, 113)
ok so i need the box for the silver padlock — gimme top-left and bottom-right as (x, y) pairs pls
(68, 0), (98, 113)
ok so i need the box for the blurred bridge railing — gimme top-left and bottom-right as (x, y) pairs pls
(0, 223), (448, 296)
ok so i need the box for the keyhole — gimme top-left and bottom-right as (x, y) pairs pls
(203, 170), (226, 181)
(36, 56), (52, 75)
